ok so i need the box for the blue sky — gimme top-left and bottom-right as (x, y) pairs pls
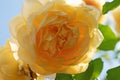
(0, 0), (23, 46)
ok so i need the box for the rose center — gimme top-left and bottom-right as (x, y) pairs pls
(36, 23), (79, 56)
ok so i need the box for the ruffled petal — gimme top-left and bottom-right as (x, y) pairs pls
(0, 41), (26, 80)
(85, 5), (101, 21)
(90, 29), (104, 48)
(38, 0), (50, 5)
(112, 7), (120, 37)
(83, 0), (102, 10)
(64, 63), (88, 74)
(30, 63), (53, 75)
(22, 0), (42, 20)
(9, 15), (25, 38)
(64, 28), (103, 74)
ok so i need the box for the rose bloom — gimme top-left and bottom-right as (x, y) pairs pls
(112, 7), (120, 37)
(0, 41), (26, 80)
(9, 0), (103, 75)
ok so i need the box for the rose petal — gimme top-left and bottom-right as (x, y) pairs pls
(65, 63), (88, 74)
(0, 41), (26, 80)
(38, 0), (50, 5)
(112, 7), (120, 37)
(85, 5), (101, 21)
(30, 63), (53, 75)
(90, 29), (104, 48)
(22, 0), (42, 20)
(9, 15), (25, 38)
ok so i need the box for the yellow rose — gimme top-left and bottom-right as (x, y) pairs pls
(9, 0), (103, 75)
(112, 7), (120, 37)
(0, 41), (26, 80)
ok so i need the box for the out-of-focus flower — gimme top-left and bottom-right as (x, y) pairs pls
(112, 7), (120, 37)
(83, 0), (105, 23)
(83, 0), (102, 10)
(0, 41), (26, 80)
(9, 0), (103, 75)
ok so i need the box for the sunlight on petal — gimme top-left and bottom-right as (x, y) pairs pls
(65, 0), (83, 6)
(9, 39), (19, 61)
(9, 40), (18, 51)
(13, 52), (19, 61)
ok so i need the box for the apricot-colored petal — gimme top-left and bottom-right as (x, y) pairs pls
(0, 41), (26, 80)
(22, 0), (42, 20)
(30, 63), (53, 75)
(64, 63), (88, 74)
(38, 0), (50, 5)
(9, 15), (25, 38)
(86, 5), (100, 21)
(17, 26), (36, 59)
(18, 47), (32, 67)
(112, 7), (120, 37)
(83, 0), (101, 10)
(90, 29), (104, 49)
(63, 29), (103, 74)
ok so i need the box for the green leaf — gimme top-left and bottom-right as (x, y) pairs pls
(73, 58), (103, 80)
(106, 66), (120, 80)
(102, 0), (120, 14)
(55, 73), (73, 80)
(98, 24), (119, 50)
